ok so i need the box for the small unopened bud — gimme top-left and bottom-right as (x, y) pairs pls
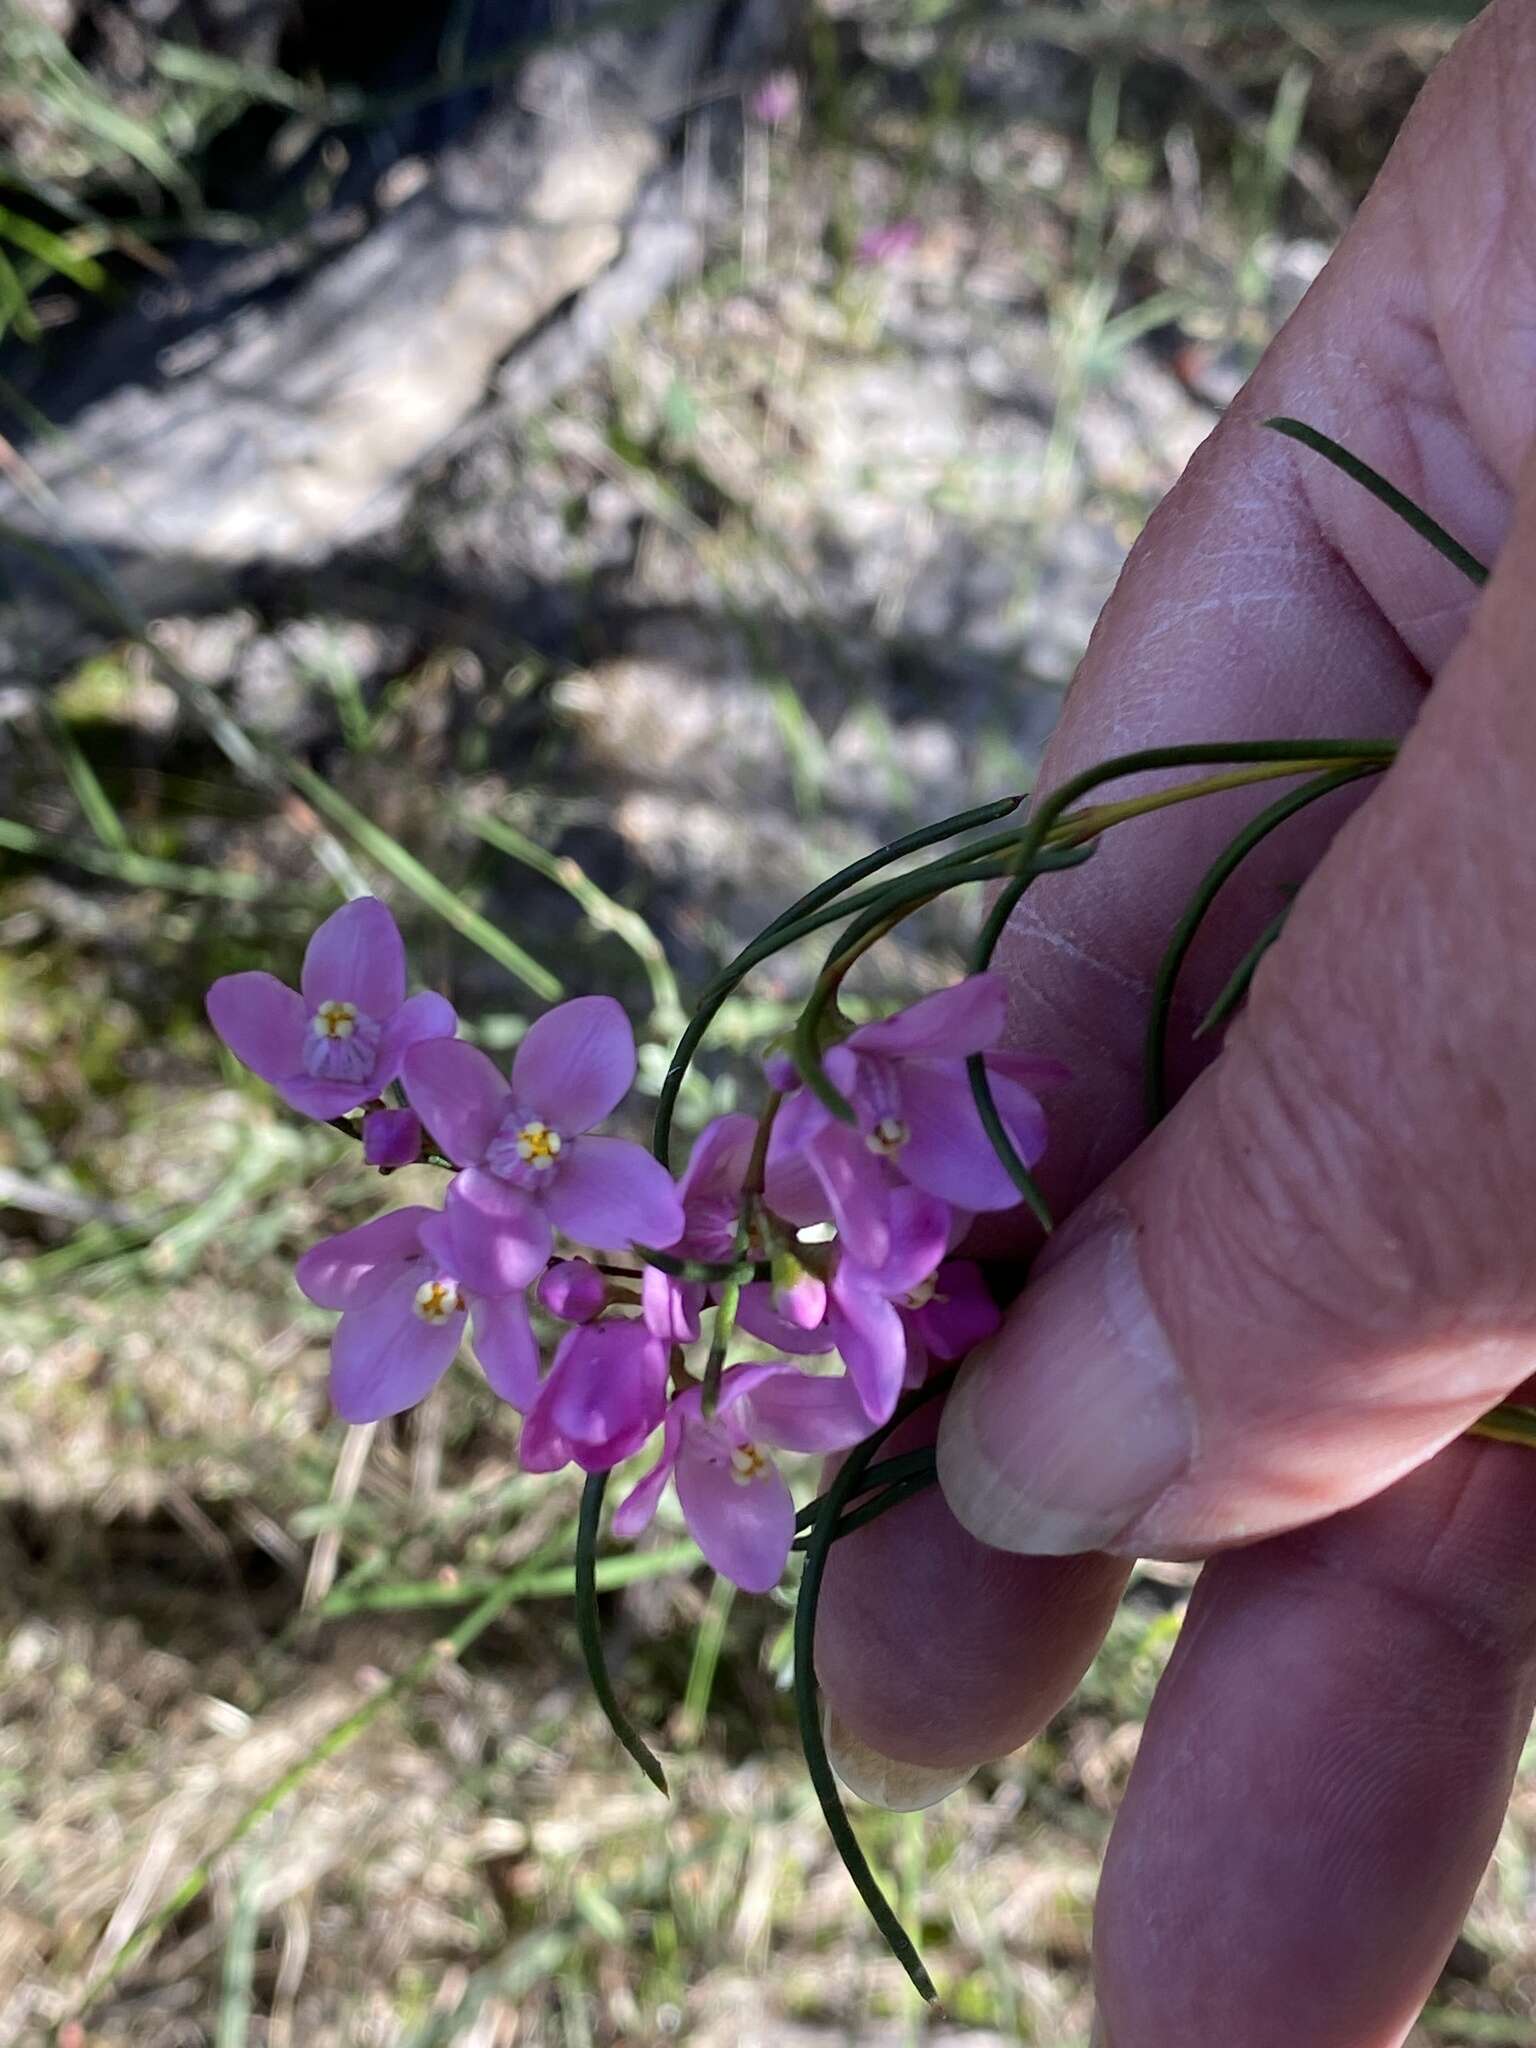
(538, 1257), (609, 1324)
(363, 1106), (422, 1170)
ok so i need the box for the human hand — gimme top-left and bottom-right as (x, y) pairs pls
(816, 7), (1536, 2042)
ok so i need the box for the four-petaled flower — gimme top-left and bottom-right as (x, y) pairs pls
(613, 1364), (871, 1591)
(519, 1316), (672, 1475)
(295, 1172), (545, 1420)
(765, 972), (1067, 1264)
(208, 897), (458, 1121)
(403, 996), (683, 1262)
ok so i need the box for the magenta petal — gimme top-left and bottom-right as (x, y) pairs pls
(745, 1368), (872, 1453)
(512, 995), (636, 1134)
(894, 1061), (1044, 1210)
(677, 1112), (757, 1208)
(374, 991), (458, 1091)
(301, 897), (406, 1018)
(541, 1320), (669, 1471)
(857, 1185), (951, 1299)
(642, 1265), (704, 1345)
(735, 1283), (834, 1355)
(206, 972), (308, 1087)
(363, 1107), (422, 1169)
(518, 1402), (575, 1474)
(544, 1136), (684, 1251)
(402, 1039), (512, 1167)
(296, 1209), (433, 1309)
(424, 1170), (548, 1296)
(846, 973), (1006, 1059)
(807, 1120), (892, 1267)
(828, 1290), (908, 1427)
(612, 1410), (683, 1538)
(916, 1260), (1002, 1360)
(470, 1294), (541, 1408)
(763, 1104), (833, 1226)
(676, 1449), (794, 1593)
(330, 1271), (462, 1421)
(277, 1073), (380, 1120)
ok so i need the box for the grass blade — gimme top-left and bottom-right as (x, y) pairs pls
(1267, 417), (1489, 586)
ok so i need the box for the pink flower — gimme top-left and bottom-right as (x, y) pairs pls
(208, 898), (457, 1121)
(402, 996), (684, 1263)
(855, 218), (922, 267)
(737, 1186), (951, 1425)
(897, 1258), (1001, 1389)
(613, 1365), (871, 1592)
(748, 69), (799, 127)
(295, 1174), (545, 1421)
(518, 1317), (670, 1475)
(538, 1258), (609, 1323)
(640, 1112), (757, 1345)
(363, 1106), (422, 1169)
(765, 973), (1068, 1264)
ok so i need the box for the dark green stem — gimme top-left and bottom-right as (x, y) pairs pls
(575, 1473), (668, 1794)
(1266, 418), (1489, 586)
(1196, 904), (1292, 1040)
(1142, 763), (1381, 1125)
(791, 1469), (939, 1552)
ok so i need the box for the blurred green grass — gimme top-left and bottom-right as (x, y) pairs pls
(2, 2), (1532, 2044)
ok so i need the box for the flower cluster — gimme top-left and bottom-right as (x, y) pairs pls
(207, 897), (1063, 1590)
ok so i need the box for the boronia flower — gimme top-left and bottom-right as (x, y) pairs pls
(295, 1173), (545, 1420)
(518, 1316), (671, 1475)
(363, 1105), (423, 1170)
(765, 972), (1068, 1264)
(613, 1365), (872, 1592)
(207, 897), (457, 1121)
(896, 1257), (1002, 1390)
(537, 1257), (610, 1324)
(403, 996), (684, 1262)
(735, 1186), (952, 1425)
(640, 1111), (757, 1345)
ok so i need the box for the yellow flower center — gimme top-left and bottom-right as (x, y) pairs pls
(730, 1441), (769, 1486)
(864, 1115), (910, 1156)
(515, 1121), (563, 1170)
(313, 998), (359, 1040)
(413, 1277), (465, 1324)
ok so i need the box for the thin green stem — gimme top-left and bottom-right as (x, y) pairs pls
(1195, 905), (1292, 1040)
(791, 1469), (939, 1552)
(793, 1447), (939, 1532)
(1143, 764), (1381, 1125)
(1267, 418), (1489, 586)
(574, 1474), (668, 1795)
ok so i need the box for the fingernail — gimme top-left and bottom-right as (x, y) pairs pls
(936, 1202), (1192, 1555)
(823, 1707), (977, 1811)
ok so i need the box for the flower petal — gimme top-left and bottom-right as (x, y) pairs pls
(517, 1402), (575, 1474)
(763, 1091), (834, 1225)
(807, 1120), (892, 1267)
(511, 994), (636, 1134)
(894, 1061), (1047, 1211)
(374, 990), (458, 1091)
(612, 1408), (684, 1538)
(301, 897), (406, 1018)
(402, 1039), (512, 1167)
(642, 1265), (704, 1345)
(828, 1290), (908, 1427)
(470, 1294), (541, 1408)
(744, 1367), (872, 1452)
(915, 1260), (1002, 1360)
(329, 1270), (461, 1421)
(677, 1448), (794, 1593)
(986, 1049), (1072, 1093)
(539, 1320), (670, 1471)
(206, 972), (308, 1088)
(544, 1136), (684, 1251)
(275, 1073), (382, 1120)
(850, 1185), (950, 1299)
(676, 1112), (758, 1207)
(421, 1169), (548, 1296)
(296, 1209), (433, 1309)
(846, 973), (1006, 1060)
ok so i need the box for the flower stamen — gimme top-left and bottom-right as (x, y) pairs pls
(413, 1276), (465, 1324)
(729, 1441), (770, 1486)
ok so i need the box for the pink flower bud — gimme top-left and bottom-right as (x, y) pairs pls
(538, 1257), (609, 1323)
(363, 1106), (423, 1169)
